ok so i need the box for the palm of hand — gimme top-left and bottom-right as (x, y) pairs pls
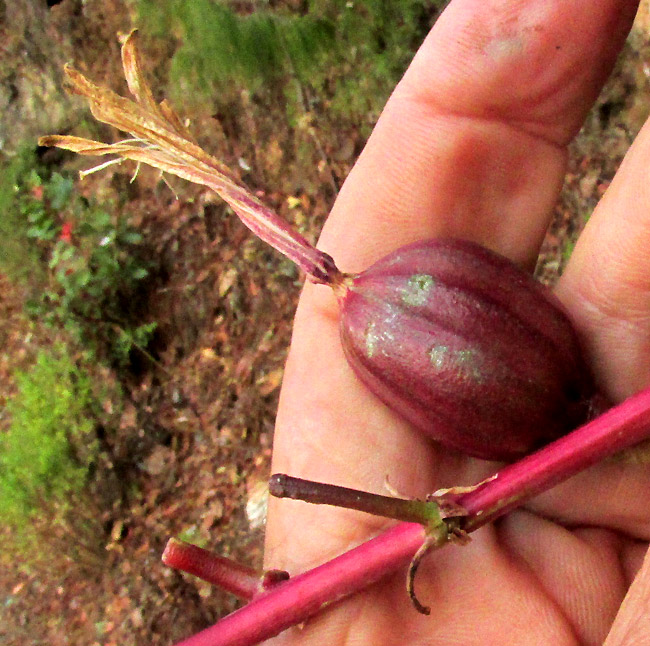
(265, 2), (650, 644)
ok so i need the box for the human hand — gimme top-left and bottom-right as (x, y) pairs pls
(265, 1), (650, 644)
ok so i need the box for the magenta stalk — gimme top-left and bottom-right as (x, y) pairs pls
(169, 384), (650, 646)
(458, 384), (650, 529)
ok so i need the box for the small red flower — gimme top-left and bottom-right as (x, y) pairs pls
(60, 221), (73, 243)
(31, 185), (44, 201)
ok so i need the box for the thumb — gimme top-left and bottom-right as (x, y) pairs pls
(556, 117), (650, 402)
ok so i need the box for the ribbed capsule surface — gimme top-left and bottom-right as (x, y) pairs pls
(338, 238), (593, 460)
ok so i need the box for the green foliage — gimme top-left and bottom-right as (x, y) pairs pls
(0, 147), (50, 285)
(0, 148), (157, 365)
(134, 0), (441, 124)
(0, 348), (97, 528)
(113, 320), (159, 365)
(29, 203), (158, 365)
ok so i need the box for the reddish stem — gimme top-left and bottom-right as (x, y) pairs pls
(168, 385), (650, 646)
(458, 386), (650, 529)
(163, 539), (260, 601)
(171, 523), (425, 646)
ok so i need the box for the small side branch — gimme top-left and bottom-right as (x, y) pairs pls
(163, 539), (261, 601)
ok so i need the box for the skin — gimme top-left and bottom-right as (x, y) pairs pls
(265, 1), (650, 644)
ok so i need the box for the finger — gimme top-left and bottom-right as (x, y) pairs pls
(270, 526), (583, 646)
(604, 545), (650, 645)
(548, 41), (650, 538)
(500, 511), (629, 645)
(319, 0), (638, 272)
(525, 455), (650, 541)
(557, 114), (650, 401)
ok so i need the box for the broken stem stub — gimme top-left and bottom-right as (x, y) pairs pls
(163, 538), (290, 600)
(269, 473), (452, 529)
